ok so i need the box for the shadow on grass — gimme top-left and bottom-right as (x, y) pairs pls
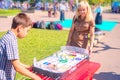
(0, 16), (7, 18)
(93, 42), (120, 53)
(94, 72), (120, 80)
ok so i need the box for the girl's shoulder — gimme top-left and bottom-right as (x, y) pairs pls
(89, 19), (95, 26)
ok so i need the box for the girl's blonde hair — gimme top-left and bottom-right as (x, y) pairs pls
(75, 1), (93, 22)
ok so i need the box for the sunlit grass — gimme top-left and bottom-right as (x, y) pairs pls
(0, 9), (21, 16)
(0, 28), (69, 79)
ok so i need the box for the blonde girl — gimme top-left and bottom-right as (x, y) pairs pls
(67, 1), (95, 54)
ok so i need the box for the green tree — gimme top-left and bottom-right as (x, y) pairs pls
(112, 0), (120, 2)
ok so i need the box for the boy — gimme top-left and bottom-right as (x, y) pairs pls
(0, 13), (41, 80)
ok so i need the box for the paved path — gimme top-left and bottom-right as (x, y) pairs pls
(0, 11), (120, 80)
(91, 13), (120, 80)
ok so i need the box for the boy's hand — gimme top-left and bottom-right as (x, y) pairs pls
(28, 66), (33, 71)
(33, 76), (42, 80)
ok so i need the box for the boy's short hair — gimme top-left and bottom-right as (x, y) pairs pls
(11, 13), (33, 29)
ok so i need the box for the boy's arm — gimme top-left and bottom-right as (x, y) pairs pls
(20, 62), (31, 69)
(11, 59), (42, 80)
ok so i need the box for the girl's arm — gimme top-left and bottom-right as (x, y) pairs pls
(89, 21), (95, 54)
(66, 22), (75, 46)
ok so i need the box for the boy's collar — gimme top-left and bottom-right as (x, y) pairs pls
(8, 30), (17, 38)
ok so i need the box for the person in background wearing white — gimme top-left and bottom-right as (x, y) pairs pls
(59, 2), (66, 22)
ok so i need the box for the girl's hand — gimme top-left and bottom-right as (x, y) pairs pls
(88, 47), (93, 54)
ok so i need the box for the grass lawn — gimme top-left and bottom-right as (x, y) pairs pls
(0, 28), (69, 79)
(0, 9), (21, 16)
